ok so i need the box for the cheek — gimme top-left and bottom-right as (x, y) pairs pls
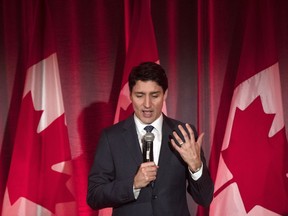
(131, 99), (142, 109)
(154, 100), (164, 109)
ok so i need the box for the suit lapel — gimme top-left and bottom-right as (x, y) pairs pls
(157, 116), (175, 175)
(122, 116), (143, 165)
(120, 115), (177, 169)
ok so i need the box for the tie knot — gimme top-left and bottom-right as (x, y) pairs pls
(144, 125), (154, 133)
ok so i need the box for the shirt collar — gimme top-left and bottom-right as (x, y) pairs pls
(134, 113), (163, 134)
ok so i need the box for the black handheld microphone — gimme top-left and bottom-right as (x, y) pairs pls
(142, 132), (155, 162)
(142, 132), (155, 188)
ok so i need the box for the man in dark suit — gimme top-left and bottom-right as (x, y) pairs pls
(87, 62), (214, 216)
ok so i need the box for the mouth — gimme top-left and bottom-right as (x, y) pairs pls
(142, 110), (153, 118)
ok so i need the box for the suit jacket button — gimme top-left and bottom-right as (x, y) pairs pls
(152, 195), (158, 199)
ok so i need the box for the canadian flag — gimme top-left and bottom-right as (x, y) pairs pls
(209, 1), (288, 216)
(1, 0), (76, 215)
(113, 0), (165, 125)
(100, 0), (164, 215)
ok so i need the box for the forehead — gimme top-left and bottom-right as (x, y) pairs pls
(132, 80), (163, 93)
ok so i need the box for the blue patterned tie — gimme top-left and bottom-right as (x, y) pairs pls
(144, 125), (154, 133)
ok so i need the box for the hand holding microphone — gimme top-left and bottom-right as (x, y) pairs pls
(133, 129), (158, 189)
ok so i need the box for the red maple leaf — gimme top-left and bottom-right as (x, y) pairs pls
(7, 92), (74, 213)
(222, 96), (288, 215)
(119, 103), (134, 122)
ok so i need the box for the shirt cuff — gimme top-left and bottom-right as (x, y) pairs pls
(189, 163), (203, 181)
(133, 186), (141, 199)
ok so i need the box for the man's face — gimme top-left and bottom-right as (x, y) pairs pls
(130, 80), (167, 124)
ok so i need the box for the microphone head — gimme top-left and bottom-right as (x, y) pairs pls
(143, 132), (155, 142)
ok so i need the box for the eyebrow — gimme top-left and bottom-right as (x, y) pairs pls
(134, 91), (161, 94)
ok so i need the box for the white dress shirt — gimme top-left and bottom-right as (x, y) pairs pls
(134, 114), (163, 165)
(132, 114), (203, 198)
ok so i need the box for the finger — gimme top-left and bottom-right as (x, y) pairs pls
(184, 123), (198, 153)
(147, 168), (158, 176)
(145, 165), (158, 172)
(185, 124), (205, 157)
(185, 123), (196, 142)
(142, 161), (156, 167)
(178, 124), (190, 143)
(139, 162), (156, 176)
(196, 132), (204, 148)
(170, 138), (182, 151)
(146, 167), (158, 180)
(172, 131), (184, 146)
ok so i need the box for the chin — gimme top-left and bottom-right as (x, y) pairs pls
(140, 117), (154, 124)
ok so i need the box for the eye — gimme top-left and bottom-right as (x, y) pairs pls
(152, 94), (159, 98)
(135, 93), (144, 98)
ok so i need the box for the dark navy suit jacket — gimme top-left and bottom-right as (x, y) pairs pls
(87, 114), (214, 216)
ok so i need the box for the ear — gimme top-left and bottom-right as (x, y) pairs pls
(164, 89), (168, 100)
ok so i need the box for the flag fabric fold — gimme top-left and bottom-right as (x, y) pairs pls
(98, 1), (162, 215)
(113, 0), (164, 125)
(209, 1), (288, 215)
(1, 0), (76, 215)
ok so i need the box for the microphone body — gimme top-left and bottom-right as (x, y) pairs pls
(142, 132), (155, 162)
(142, 132), (155, 188)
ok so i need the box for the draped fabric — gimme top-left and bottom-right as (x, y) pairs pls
(1, 0), (288, 215)
(205, 1), (288, 215)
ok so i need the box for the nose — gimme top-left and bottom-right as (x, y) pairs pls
(144, 95), (151, 108)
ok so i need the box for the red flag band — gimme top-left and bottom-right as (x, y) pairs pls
(1, 1), (76, 215)
(208, 1), (288, 215)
